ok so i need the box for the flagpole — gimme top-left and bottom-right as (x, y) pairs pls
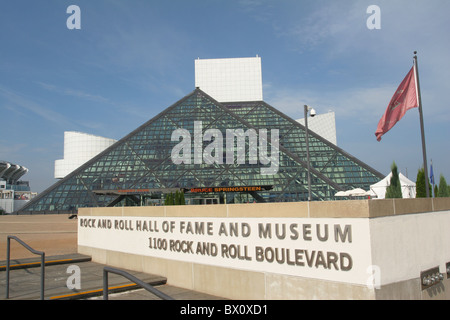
(430, 159), (434, 197)
(414, 51), (430, 198)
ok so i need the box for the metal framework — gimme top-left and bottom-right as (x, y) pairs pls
(18, 88), (383, 214)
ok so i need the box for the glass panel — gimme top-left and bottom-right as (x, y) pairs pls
(19, 90), (383, 213)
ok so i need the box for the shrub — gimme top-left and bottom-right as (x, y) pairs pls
(386, 162), (402, 198)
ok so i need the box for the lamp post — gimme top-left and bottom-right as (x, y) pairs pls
(304, 105), (316, 201)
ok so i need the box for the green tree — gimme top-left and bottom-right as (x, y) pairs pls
(164, 193), (169, 205)
(416, 167), (432, 198)
(180, 191), (185, 205)
(438, 174), (449, 197)
(175, 190), (185, 205)
(386, 162), (402, 198)
(165, 193), (174, 206)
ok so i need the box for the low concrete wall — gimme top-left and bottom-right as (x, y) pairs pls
(0, 214), (78, 260)
(78, 199), (450, 300)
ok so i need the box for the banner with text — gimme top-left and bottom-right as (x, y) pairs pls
(78, 216), (372, 285)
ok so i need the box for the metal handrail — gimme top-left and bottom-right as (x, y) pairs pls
(6, 235), (45, 300)
(103, 266), (174, 300)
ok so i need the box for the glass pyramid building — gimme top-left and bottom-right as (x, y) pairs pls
(18, 88), (383, 214)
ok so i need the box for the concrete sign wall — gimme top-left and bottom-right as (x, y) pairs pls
(77, 199), (450, 299)
(79, 216), (372, 285)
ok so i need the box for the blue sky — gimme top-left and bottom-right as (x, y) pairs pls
(1, 0), (449, 193)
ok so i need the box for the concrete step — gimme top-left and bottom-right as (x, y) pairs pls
(0, 253), (91, 271)
(0, 254), (167, 300)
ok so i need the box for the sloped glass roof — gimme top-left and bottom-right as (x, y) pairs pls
(18, 89), (383, 214)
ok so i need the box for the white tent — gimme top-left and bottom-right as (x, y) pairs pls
(370, 173), (416, 199)
(346, 188), (370, 197)
(335, 188), (374, 198)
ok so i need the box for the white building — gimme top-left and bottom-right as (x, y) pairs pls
(53, 57), (336, 181)
(55, 131), (117, 179)
(0, 160), (36, 213)
(195, 56), (263, 102)
(296, 111), (337, 145)
(0, 160), (28, 184)
(195, 56), (337, 145)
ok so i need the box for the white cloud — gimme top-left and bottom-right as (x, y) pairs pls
(264, 1), (450, 124)
(85, 1), (191, 78)
(37, 82), (110, 104)
(0, 140), (28, 159)
(265, 85), (395, 124)
(0, 85), (74, 128)
(268, 1), (450, 66)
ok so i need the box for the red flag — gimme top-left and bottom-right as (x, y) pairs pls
(375, 66), (419, 141)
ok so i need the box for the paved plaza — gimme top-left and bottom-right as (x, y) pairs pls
(0, 214), (225, 300)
